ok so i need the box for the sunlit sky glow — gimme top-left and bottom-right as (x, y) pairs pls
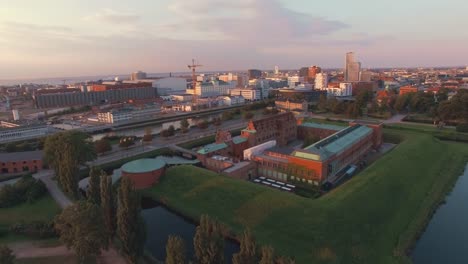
(0, 0), (467, 79)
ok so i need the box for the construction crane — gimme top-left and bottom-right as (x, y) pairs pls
(188, 59), (202, 105)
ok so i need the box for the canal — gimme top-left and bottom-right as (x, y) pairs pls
(92, 113), (222, 141)
(412, 163), (468, 264)
(141, 198), (240, 263)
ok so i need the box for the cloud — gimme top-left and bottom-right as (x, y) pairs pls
(164, 0), (348, 43)
(83, 8), (140, 24)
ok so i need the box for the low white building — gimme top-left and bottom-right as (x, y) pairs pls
(230, 88), (261, 101)
(0, 125), (53, 144)
(98, 106), (161, 124)
(171, 94), (193, 102)
(218, 96), (245, 106)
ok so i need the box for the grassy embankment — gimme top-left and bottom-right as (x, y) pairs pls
(143, 129), (468, 263)
(0, 195), (61, 244)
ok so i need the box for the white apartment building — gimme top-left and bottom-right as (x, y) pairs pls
(230, 88), (261, 101)
(315, 73), (328, 89)
(187, 80), (236, 98)
(218, 96), (246, 106)
(287, 76), (304, 88)
(325, 83), (353, 97)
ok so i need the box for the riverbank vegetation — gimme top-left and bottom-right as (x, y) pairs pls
(144, 129), (468, 263)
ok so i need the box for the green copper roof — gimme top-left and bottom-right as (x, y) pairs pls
(294, 125), (373, 161)
(121, 158), (165, 173)
(300, 122), (345, 131)
(197, 142), (228, 155)
(242, 129), (256, 133)
(232, 136), (248, 144)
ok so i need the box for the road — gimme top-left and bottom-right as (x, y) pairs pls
(94, 118), (247, 166)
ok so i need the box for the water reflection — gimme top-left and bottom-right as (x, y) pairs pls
(141, 197), (239, 263)
(412, 164), (468, 264)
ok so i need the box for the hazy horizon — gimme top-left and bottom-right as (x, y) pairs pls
(1, 0), (467, 79)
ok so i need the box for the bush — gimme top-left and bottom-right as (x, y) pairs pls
(95, 138), (112, 154)
(0, 185), (20, 208)
(456, 123), (468, 133)
(9, 221), (57, 239)
(0, 175), (47, 208)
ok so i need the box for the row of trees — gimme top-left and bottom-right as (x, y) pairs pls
(55, 170), (146, 263)
(165, 215), (294, 264)
(44, 131), (96, 199)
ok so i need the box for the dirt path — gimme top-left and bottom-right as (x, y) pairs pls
(10, 242), (127, 264)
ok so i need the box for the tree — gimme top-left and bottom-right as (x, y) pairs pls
(180, 119), (190, 133)
(394, 94), (409, 113)
(0, 245), (15, 264)
(87, 167), (101, 205)
(317, 94), (328, 112)
(55, 201), (107, 263)
(221, 111), (233, 121)
(166, 235), (186, 264)
(94, 138), (112, 154)
(243, 111), (254, 120)
(117, 177), (146, 263)
(168, 125), (176, 136)
(212, 117), (222, 126)
(142, 127), (153, 143)
(100, 173), (115, 249)
(44, 131), (96, 199)
(194, 215), (224, 264)
(119, 137), (136, 149)
(232, 229), (257, 264)
(197, 120), (209, 130)
(275, 256), (295, 264)
(259, 246), (275, 264)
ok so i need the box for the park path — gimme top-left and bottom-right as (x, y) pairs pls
(33, 170), (72, 208)
(10, 241), (126, 264)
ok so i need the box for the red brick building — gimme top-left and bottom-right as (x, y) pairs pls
(399, 86), (418, 95)
(253, 121), (382, 185)
(0, 151), (43, 174)
(241, 112), (297, 147)
(121, 159), (165, 189)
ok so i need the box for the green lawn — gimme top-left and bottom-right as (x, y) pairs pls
(143, 129), (468, 263)
(0, 195), (61, 243)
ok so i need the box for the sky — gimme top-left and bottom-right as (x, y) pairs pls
(0, 0), (467, 79)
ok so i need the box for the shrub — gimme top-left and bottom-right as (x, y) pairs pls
(0, 175), (47, 208)
(456, 123), (468, 133)
(10, 221), (57, 239)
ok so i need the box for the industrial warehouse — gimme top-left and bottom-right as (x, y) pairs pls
(196, 112), (383, 189)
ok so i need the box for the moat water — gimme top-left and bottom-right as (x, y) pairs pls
(141, 198), (240, 263)
(412, 163), (468, 264)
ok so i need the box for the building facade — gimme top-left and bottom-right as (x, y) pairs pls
(275, 99), (308, 112)
(345, 52), (361, 82)
(241, 112), (297, 147)
(34, 86), (155, 108)
(0, 151), (43, 174)
(315, 73), (328, 89)
(230, 88), (262, 101)
(253, 121), (382, 185)
(0, 125), (52, 144)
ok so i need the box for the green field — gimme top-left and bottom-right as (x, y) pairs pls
(143, 129), (468, 263)
(0, 195), (61, 243)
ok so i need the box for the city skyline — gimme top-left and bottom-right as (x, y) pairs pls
(1, 0), (467, 79)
